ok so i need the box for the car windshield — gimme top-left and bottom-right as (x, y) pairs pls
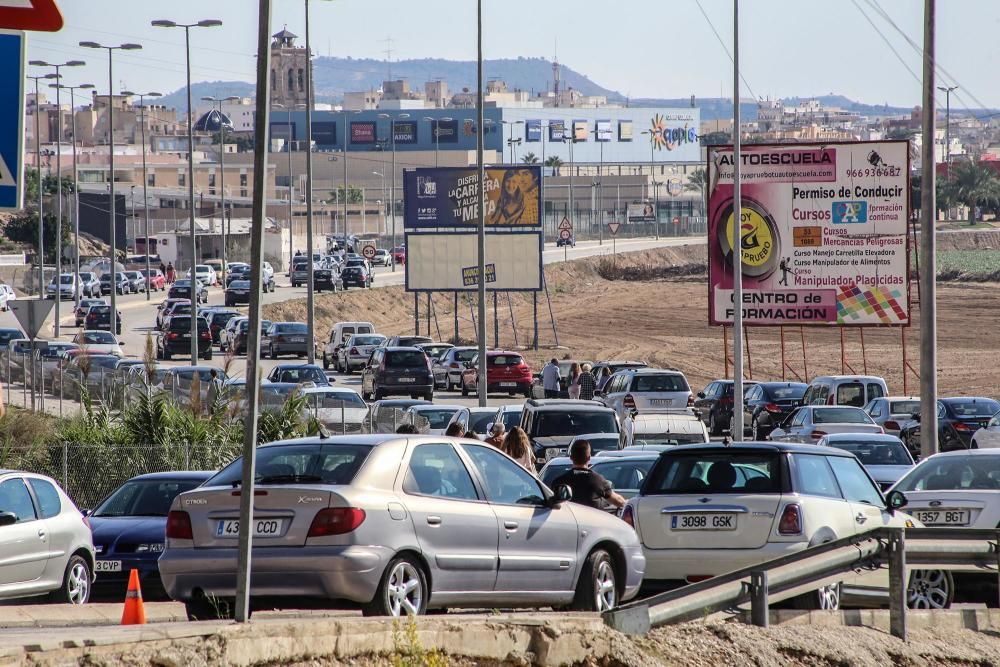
(81, 331), (115, 344)
(895, 454), (1000, 492)
(540, 463), (573, 486)
(93, 478), (205, 517)
(273, 367), (325, 383)
(582, 436), (620, 452)
(208, 443), (375, 486)
(499, 410), (522, 430)
(946, 400), (1000, 418)
(174, 280), (193, 288)
(829, 440), (912, 466)
(466, 412), (494, 433)
(631, 374), (689, 392)
(304, 391), (366, 409)
(351, 336), (383, 346)
(275, 323), (308, 333)
(490, 354), (523, 366)
(813, 407), (871, 424)
(413, 408), (460, 429)
(175, 369), (225, 383)
(84, 355), (120, 369)
(59, 275), (74, 284)
(647, 453), (781, 494)
(889, 400), (920, 415)
(386, 351), (427, 368)
(535, 411), (617, 437)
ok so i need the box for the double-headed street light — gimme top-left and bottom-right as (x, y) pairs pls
(331, 108), (361, 243)
(378, 112), (410, 271)
(202, 95), (239, 286)
(122, 90), (162, 300)
(26, 72), (57, 299)
(501, 119), (524, 164)
(151, 19), (222, 364)
(422, 116), (453, 167)
(79, 41), (142, 327)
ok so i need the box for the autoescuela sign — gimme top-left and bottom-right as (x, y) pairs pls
(707, 140), (909, 327)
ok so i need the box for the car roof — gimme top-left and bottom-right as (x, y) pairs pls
(594, 450), (662, 460)
(374, 398), (431, 407)
(128, 471), (215, 482)
(524, 399), (616, 412)
(570, 432), (620, 441)
(940, 396), (998, 404)
(810, 375), (886, 382)
(627, 368), (684, 375)
(924, 449), (1000, 459)
(272, 363), (323, 369)
(821, 433), (904, 443)
(170, 365), (223, 373)
(298, 386), (359, 395)
(880, 396), (920, 401)
(665, 441), (856, 457)
(758, 381), (808, 388)
(385, 346), (425, 352)
(410, 404), (463, 412)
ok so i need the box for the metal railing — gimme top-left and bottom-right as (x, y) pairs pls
(603, 527), (1000, 641)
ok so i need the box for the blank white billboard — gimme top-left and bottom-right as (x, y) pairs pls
(405, 232), (542, 291)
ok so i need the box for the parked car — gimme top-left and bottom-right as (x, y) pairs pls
(415, 342), (453, 363)
(71, 330), (124, 357)
(0, 471), (96, 604)
(444, 406), (498, 439)
(158, 435), (644, 618)
(391, 246), (406, 264)
(368, 398), (433, 433)
(519, 399), (620, 465)
(0, 283), (16, 311)
(769, 406), (883, 443)
(371, 249), (392, 266)
(58, 353), (121, 401)
(972, 412), (1000, 450)
(816, 433), (914, 492)
(219, 318), (272, 356)
(158, 301), (192, 331)
(801, 375), (888, 408)
(156, 298), (190, 329)
(620, 409), (710, 449)
(384, 335), (433, 348)
(78, 272), (101, 298)
(322, 321), (376, 371)
(624, 442), (948, 609)
(225, 263), (250, 286)
(598, 368), (693, 421)
(360, 347), (434, 402)
(189, 264), (218, 287)
(491, 403), (524, 433)
(900, 398), (1000, 457)
(75, 298), (107, 327)
(84, 305), (122, 335)
(100, 272), (129, 295)
(737, 381), (809, 441)
(88, 472), (214, 599)
(862, 396), (921, 437)
(341, 263), (373, 289)
(261, 322), (310, 359)
(298, 386), (369, 434)
(591, 361), (648, 384)
(539, 452), (658, 511)
(140, 269), (166, 292)
(460, 351), (533, 398)
(156, 315), (213, 361)
(433, 346), (479, 391)
(336, 333), (387, 374)
(169, 279), (208, 304)
(694, 379), (759, 436)
(47, 273), (80, 300)
(266, 363), (330, 386)
(205, 310), (241, 345)
(37, 341), (79, 386)
(401, 404), (464, 435)
(122, 271), (146, 294)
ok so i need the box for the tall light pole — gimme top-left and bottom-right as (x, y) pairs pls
(937, 85), (957, 181)
(501, 119), (523, 164)
(151, 19), (222, 364)
(27, 73), (56, 298)
(272, 103), (302, 271)
(202, 95), (239, 286)
(50, 81), (94, 309)
(731, 0), (745, 437)
(379, 112), (410, 271)
(123, 90), (162, 301)
(334, 108), (361, 242)
(79, 42), (142, 327)
(919, 0), (939, 460)
(562, 131), (576, 249)
(475, 0), (487, 406)
(423, 116), (452, 167)
(373, 170), (386, 235)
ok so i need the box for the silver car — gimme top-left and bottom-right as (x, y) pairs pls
(0, 471), (95, 604)
(769, 406), (883, 443)
(158, 435), (644, 619)
(337, 333), (387, 373)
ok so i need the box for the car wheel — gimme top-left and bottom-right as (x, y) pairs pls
(362, 555), (427, 617)
(50, 554), (91, 605)
(908, 570), (954, 609)
(571, 549), (617, 612)
(184, 596), (234, 621)
(792, 582), (841, 610)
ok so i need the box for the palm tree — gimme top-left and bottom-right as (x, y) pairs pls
(521, 152), (539, 164)
(544, 155), (563, 176)
(941, 161), (1000, 225)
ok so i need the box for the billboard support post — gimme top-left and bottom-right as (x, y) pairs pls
(475, 0), (487, 407)
(453, 292), (459, 344)
(532, 291), (538, 351)
(732, 0), (745, 439)
(919, 0), (938, 460)
(413, 293), (419, 336)
(493, 292), (499, 348)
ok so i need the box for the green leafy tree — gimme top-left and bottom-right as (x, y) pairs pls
(940, 161), (1000, 225)
(543, 155), (563, 175)
(329, 185), (364, 204)
(521, 152), (539, 164)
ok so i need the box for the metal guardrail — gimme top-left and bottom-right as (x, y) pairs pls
(604, 527), (1000, 641)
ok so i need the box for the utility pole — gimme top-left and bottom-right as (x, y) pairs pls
(920, 0), (938, 460)
(476, 0), (487, 407)
(732, 0), (745, 438)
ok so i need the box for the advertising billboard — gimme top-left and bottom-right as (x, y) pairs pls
(393, 120), (417, 144)
(525, 119), (542, 142)
(596, 120), (612, 142)
(404, 166), (542, 229)
(627, 202), (656, 222)
(707, 140), (910, 327)
(548, 120), (566, 142)
(404, 232), (542, 292)
(312, 121), (337, 147)
(619, 120), (633, 141)
(350, 121), (376, 144)
(432, 119), (458, 143)
(573, 120), (588, 142)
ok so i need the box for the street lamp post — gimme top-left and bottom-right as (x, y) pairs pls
(373, 170), (386, 236)
(562, 132), (576, 250)
(642, 130), (659, 239)
(123, 90), (162, 301)
(80, 42), (143, 328)
(50, 81), (94, 309)
(272, 103), (301, 271)
(937, 85), (958, 182)
(151, 19), (222, 364)
(27, 73), (56, 298)
(501, 119), (523, 164)
(423, 116), (452, 168)
(379, 112), (410, 271)
(202, 95), (239, 286)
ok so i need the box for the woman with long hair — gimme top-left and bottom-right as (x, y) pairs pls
(567, 361), (581, 399)
(502, 426), (535, 474)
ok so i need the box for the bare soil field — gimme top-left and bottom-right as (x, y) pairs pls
(264, 238), (996, 396)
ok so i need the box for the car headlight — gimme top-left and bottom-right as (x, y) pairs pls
(135, 543), (164, 553)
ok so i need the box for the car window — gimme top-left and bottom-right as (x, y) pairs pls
(813, 407), (872, 424)
(489, 354), (523, 366)
(461, 444), (546, 506)
(208, 444), (374, 486)
(947, 400), (1000, 418)
(631, 374), (689, 392)
(27, 479), (62, 518)
(791, 454), (842, 499)
(591, 459), (653, 491)
(403, 444), (479, 501)
(827, 456), (883, 505)
(836, 382), (865, 407)
(790, 409), (806, 427)
(93, 479), (202, 517)
(829, 440), (912, 466)
(0, 478), (37, 522)
(895, 455), (1000, 492)
(889, 400), (920, 416)
(386, 351), (427, 367)
(867, 383), (885, 400)
(534, 411), (617, 437)
(646, 453), (781, 494)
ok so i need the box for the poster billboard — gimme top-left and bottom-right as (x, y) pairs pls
(432, 119), (458, 143)
(707, 140), (910, 327)
(404, 166), (542, 229)
(619, 120), (633, 141)
(627, 202), (656, 222)
(350, 121), (376, 144)
(573, 120), (588, 141)
(596, 120), (612, 142)
(404, 232), (542, 292)
(393, 120), (417, 144)
(525, 119), (542, 142)
(548, 120), (566, 142)
(312, 121), (337, 148)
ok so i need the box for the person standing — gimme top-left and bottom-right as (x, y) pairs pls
(552, 440), (625, 510)
(206, 368), (222, 411)
(596, 366), (613, 393)
(166, 262), (176, 284)
(567, 362), (581, 399)
(502, 426), (536, 474)
(542, 358), (561, 399)
(578, 363), (597, 401)
(484, 422), (505, 448)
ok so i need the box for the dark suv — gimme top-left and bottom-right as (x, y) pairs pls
(85, 305), (122, 334)
(360, 346), (434, 401)
(156, 315), (213, 361)
(519, 399), (621, 465)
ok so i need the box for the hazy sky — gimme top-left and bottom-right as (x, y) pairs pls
(24, 0), (1000, 110)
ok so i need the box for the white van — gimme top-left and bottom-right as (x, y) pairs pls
(802, 375), (888, 408)
(620, 409), (710, 449)
(321, 321), (375, 370)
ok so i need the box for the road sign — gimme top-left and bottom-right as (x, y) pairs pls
(362, 244), (377, 259)
(672, 216), (681, 225)
(558, 217), (572, 231)
(559, 229), (572, 241)
(0, 30), (24, 210)
(0, 0), (63, 31)
(10, 298), (53, 339)
(607, 222), (621, 236)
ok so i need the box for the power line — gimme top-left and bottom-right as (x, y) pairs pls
(850, 0), (921, 86)
(691, 0), (758, 102)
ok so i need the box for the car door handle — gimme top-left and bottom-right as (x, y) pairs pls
(426, 516), (442, 526)
(855, 512), (868, 524)
(503, 520), (518, 530)
(37, 529), (46, 538)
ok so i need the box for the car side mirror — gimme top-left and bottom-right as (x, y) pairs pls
(548, 484), (572, 508)
(0, 511), (16, 527)
(886, 489), (907, 513)
(697, 391), (706, 399)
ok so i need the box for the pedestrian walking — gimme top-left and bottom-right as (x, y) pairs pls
(596, 367), (613, 393)
(159, 261), (167, 276)
(166, 262), (176, 284)
(578, 363), (597, 401)
(502, 426), (535, 474)
(567, 362), (581, 399)
(542, 358), (561, 399)
(552, 440), (625, 510)
(484, 422), (505, 448)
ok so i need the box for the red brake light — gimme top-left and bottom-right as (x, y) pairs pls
(687, 394), (695, 407)
(778, 504), (802, 535)
(449, 361), (460, 368)
(764, 403), (782, 414)
(307, 507), (366, 537)
(810, 430), (827, 439)
(884, 420), (900, 431)
(623, 394), (636, 409)
(350, 347), (359, 355)
(955, 422), (972, 432)
(167, 332), (179, 340)
(621, 504), (634, 529)
(166, 511), (193, 539)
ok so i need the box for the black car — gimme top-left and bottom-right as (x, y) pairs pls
(100, 272), (129, 295)
(224, 279), (253, 306)
(314, 266), (341, 292)
(225, 264), (250, 286)
(738, 381), (808, 441)
(360, 346), (434, 401)
(556, 234), (575, 248)
(84, 305), (123, 335)
(156, 315), (213, 361)
(341, 263), (373, 289)
(900, 397), (1000, 457)
(205, 310), (240, 344)
(694, 380), (759, 436)
(168, 279), (208, 303)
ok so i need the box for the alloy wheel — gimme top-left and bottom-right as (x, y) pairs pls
(908, 569), (951, 609)
(385, 562), (422, 616)
(594, 560), (617, 612)
(67, 561), (90, 604)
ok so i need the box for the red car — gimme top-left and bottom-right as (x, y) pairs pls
(140, 269), (166, 292)
(391, 246), (406, 265)
(460, 350), (533, 397)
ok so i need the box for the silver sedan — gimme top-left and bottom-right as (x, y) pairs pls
(158, 434), (645, 619)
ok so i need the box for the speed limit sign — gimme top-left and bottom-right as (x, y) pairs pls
(362, 244), (377, 259)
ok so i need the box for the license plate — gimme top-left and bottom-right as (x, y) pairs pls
(290, 337), (305, 343)
(500, 382), (517, 387)
(182, 333), (191, 338)
(912, 509), (969, 526)
(651, 399), (674, 406)
(216, 518), (284, 537)
(398, 377), (416, 383)
(670, 513), (736, 530)
(95, 560), (122, 572)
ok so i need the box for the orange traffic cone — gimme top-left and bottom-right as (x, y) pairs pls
(121, 568), (146, 625)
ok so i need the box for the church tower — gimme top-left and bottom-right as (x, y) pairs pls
(270, 27), (312, 109)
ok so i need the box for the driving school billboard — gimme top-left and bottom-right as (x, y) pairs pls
(403, 166), (542, 229)
(707, 140), (909, 327)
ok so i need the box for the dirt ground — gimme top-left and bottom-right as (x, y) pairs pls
(264, 236), (996, 397)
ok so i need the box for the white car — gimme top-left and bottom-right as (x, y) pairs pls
(620, 409), (710, 448)
(598, 368), (693, 421)
(971, 411), (1000, 449)
(0, 283), (15, 311)
(863, 396), (921, 437)
(403, 404), (464, 435)
(624, 442), (951, 609)
(371, 249), (392, 267)
(71, 330), (124, 357)
(769, 406), (883, 443)
(190, 265), (218, 287)
(298, 386), (369, 433)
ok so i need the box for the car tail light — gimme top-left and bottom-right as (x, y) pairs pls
(449, 361), (460, 369)
(166, 511), (193, 539)
(764, 403), (782, 414)
(200, 332), (211, 340)
(167, 332), (179, 340)
(884, 420), (900, 431)
(955, 422), (972, 432)
(621, 504), (634, 529)
(307, 507), (366, 537)
(810, 430), (827, 439)
(687, 394), (695, 407)
(778, 504), (802, 535)
(350, 347), (359, 355)
(623, 394), (635, 409)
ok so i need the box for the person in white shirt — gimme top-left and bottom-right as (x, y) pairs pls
(542, 358), (562, 399)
